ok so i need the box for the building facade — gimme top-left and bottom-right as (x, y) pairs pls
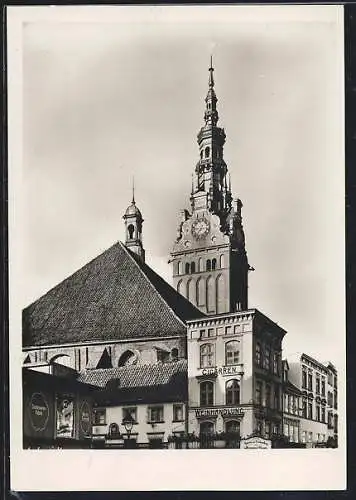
(282, 359), (302, 444)
(288, 353), (333, 446)
(187, 309), (285, 442)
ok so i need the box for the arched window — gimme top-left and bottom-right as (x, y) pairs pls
(205, 146), (210, 158)
(187, 279), (195, 304)
(200, 343), (214, 368)
(177, 279), (184, 297)
(226, 379), (240, 405)
(177, 261), (182, 275)
(206, 259), (211, 271)
(225, 420), (240, 435)
(171, 348), (179, 361)
(191, 262), (196, 273)
(225, 340), (240, 365)
(220, 254), (225, 268)
(196, 277), (205, 306)
(199, 258), (204, 272)
(212, 258), (217, 270)
(206, 275), (215, 313)
(118, 350), (137, 367)
(200, 381), (214, 406)
(200, 421), (214, 435)
(185, 262), (190, 274)
(128, 224), (135, 239)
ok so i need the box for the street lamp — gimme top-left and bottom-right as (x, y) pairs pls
(123, 415), (134, 448)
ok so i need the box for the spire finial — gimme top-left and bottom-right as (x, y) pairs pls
(191, 173), (194, 195)
(208, 54), (214, 88)
(132, 177), (135, 204)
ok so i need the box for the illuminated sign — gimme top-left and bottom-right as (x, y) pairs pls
(29, 392), (49, 432)
(56, 394), (74, 438)
(202, 365), (243, 377)
(195, 407), (244, 418)
(80, 401), (91, 435)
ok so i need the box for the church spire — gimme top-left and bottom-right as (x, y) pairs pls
(123, 185), (145, 262)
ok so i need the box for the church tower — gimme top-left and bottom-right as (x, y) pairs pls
(123, 186), (145, 262)
(170, 58), (249, 315)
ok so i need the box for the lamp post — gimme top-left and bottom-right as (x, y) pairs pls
(123, 415), (134, 448)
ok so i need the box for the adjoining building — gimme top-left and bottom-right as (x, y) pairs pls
(79, 360), (188, 448)
(282, 359), (302, 445)
(187, 309), (286, 444)
(287, 353), (338, 446)
(23, 366), (96, 449)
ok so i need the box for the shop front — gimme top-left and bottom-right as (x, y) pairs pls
(23, 367), (95, 449)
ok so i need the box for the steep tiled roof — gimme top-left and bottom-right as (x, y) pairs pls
(77, 359), (187, 388)
(23, 242), (204, 347)
(78, 359), (188, 405)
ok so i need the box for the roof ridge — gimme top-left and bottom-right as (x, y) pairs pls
(119, 242), (188, 329)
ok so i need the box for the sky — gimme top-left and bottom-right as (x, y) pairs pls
(19, 6), (344, 365)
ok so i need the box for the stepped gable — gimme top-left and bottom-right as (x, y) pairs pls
(23, 241), (204, 347)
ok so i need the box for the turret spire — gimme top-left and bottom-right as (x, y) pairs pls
(132, 177), (135, 204)
(208, 55), (214, 88)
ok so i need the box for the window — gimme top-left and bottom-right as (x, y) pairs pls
(220, 254), (225, 268)
(199, 258), (204, 272)
(200, 421), (214, 435)
(157, 350), (169, 363)
(225, 326), (232, 336)
(308, 431), (313, 443)
(200, 381), (214, 406)
(177, 261), (182, 275)
(212, 258), (217, 270)
(302, 368), (307, 389)
(273, 386), (280, 410)
(334, 390), (338, 410)
(171, 348), (179, 361)
(316, 404), (321, 422)
(128, 224), (135, 239)
(225, 420), (240, 434)
(185, 263), (190, 274)
(273, 353), (279, 375)
(173, 404), (184, 422)
(226, 379), (240, 405)
(205, 146), (210, 158)
(93, 409), (106, 425)
(122, 407), (137, 424)
(328, 372), (333, 385)
(308, 402), (313, 420)
(225, 340), (240, 365)
(264, 346), (271, 371)
(255, 342), (262, 366)
(200, 343), (215, 368)
(328, 411), (333, 428)
(321, 406), (326, 423)
(334, 414), (338, 433)
(316, 376), (320, 395)
(191, 262), (196, 273)
(265, 384), (271, 408)
(206, 259), (211, 271)
(265, 421), (271, 439)
(255, 380), (262, 405)
(334, 375), (338, 389)
(321, 378), (326, 396)
(148, 406), (164, 423)
(328, 391), (333, 407)
(302, 399), (307, 418)
(207, 328), (215, 337)
(301, 431), (307, 443)
(308, 372), (313, 391)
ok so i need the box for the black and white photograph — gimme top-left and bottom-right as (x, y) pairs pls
(8, 4), (345, 491)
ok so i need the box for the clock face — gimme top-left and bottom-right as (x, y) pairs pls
(192, 218), (210, 239)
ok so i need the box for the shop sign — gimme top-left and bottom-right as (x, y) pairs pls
(29, 392), (49, 432)
(56, 394), (74, 438)
(202, 365), (242, 377)
(240, 436), (272, 449)
(80, 401), (91, 435)
(195, 407), (244, 418)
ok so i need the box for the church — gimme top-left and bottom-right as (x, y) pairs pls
(23, 60), (335, 449)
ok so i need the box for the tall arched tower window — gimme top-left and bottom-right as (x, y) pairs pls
(185, 263), (190, 274)
(128, 224), (135, 239)
(206, 260), (211, 271)
(205, 146), (210, 158)
(206, 276), (215, 313)
(191, 262), (196, 273)
(196, 277), (205, 307)
(212, 258), (217, 270)
(177, 261), (182, 275)
(220, 254), (225, 268)
(216, 274), (225, 314)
